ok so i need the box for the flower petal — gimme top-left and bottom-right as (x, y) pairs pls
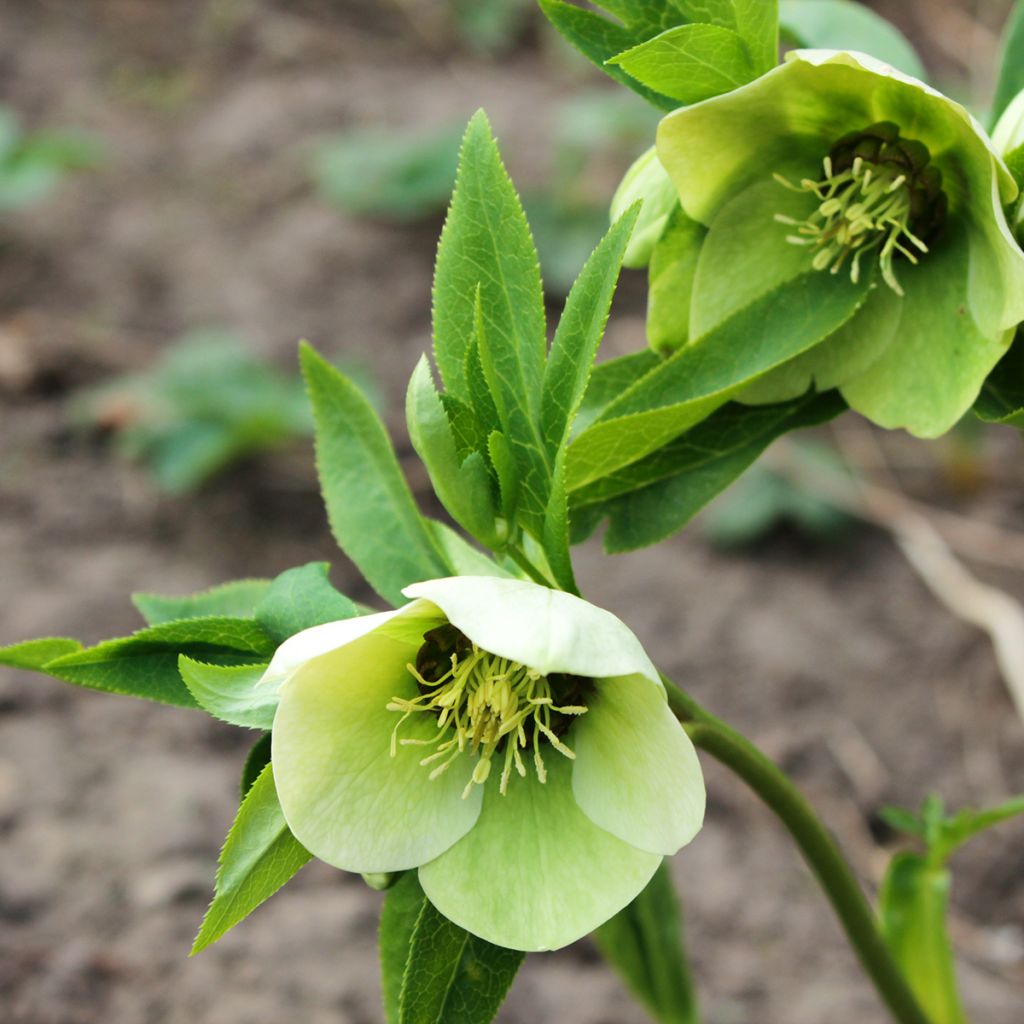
(611, 146), (679, 269)
(418, 755), (661, 951)
(572, 674), (704, 856)
(271, 620), (481, 873)
(402, 576), (660, 686)
(840, 220), (1011, 437)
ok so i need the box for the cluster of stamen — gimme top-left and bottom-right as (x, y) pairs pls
(773, 122), (947, 296)
(387, 626), (590, 799)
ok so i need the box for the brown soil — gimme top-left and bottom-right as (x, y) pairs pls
(1, 3), (1022, 1023)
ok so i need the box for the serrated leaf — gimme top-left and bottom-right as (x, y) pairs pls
(178, 657), (275, 729)
(780, 1), (925, 80)
(433, 111), (546, 409)
(566, 270), (871, 491)
(191, 763), (311, 954)
(381, 873), (430, 1024)
(407, 356), (500, 547)
(44, 618), (275, 708)
(301, 342), (448, 607)
(580, 392), (844, 552)
(609, 24), (757, 105)
(541, 204), (640, 452)
(928, 795), (1024, 867)
(398, 896), (524, 1024)
(538, 0), (680, 110)
(0, 637), (83, 671)
(254, 562), (358, 644)
(132, 578), (273, 626)
(992, 3), (1024, 127)
(240, 733), (272, 798)
(594, 862), (697, 1024)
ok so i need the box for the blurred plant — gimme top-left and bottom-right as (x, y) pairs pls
(76, 331), (359, 493)
(313, 90), (658, 294)
(701, 439), (853, 547)
(449, 0), (534, 53)
(880, 794), (1024, 1024)
(0, 106), (101, 211)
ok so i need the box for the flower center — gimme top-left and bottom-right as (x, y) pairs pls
(387, 626), (592, 799)
(774, 122), (947, 296)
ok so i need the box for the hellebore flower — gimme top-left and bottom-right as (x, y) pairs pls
(652, 49), (1024, 437)
(266, 575), (704, 952)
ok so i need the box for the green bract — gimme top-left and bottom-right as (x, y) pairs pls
(653, 49), (1024, 438)
(267, 575), (705, 952)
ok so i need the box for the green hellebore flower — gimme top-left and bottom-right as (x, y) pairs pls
(266, 575), (705, 952)
(654, 49), (1024, 438)
(611, 146), (679, 269)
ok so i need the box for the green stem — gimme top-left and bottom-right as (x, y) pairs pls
(664, 678), (931, 1024)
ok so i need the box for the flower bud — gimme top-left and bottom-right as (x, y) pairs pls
(611, 146), (678, 269)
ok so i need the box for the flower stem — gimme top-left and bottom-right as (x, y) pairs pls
(664, 678), (931, 1024)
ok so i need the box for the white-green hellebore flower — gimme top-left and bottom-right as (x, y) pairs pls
(654, 49), (1024, 438)
(266, 576), (705, 952)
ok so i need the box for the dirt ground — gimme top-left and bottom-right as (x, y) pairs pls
(1, 2), (1022, 1022)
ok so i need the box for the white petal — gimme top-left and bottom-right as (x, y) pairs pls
(402, 576), (660, 685)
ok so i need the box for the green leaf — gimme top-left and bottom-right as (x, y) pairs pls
(433, 111), (546, 414)
(406, 357), (500, 547)
(575, 350), (663, 435)
(398, 894), (524, 1024)
(44, 618), (276, 708)
(240, 733), (272, 798)
(566, 270), (871, 491)
(191, 763), (311, 954)
(537, 0), (680, 109)
(609, 24), (757, 105)
(301, 342), (448, 607)
(730, 0), (779, 74)
(178, 657), (275, 729)
(576, 392), (845, 552)
(541, 204), (640, 452)
(594, 862), (697, 1024)
(992, 3), (1024, 127)
(780, 1), (925, 80)
(0, 637), (83, 671)
(424, 520), (517, 579)
(132, 579), (272, 626)
(254, 562), (358, 644)
(880, 854), (964, 1024)
(380, 873), (430, 1024)
(975, 336), (1024, 427)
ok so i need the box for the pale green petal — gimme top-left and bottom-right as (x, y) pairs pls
(272, 628), (481, 873)
(403, 577), (660, 686)
(841, 222), (1012, 437)
(646, 204), (706, 355)
(690, 176), (820, 339)
(611, 146), (679, 269)
(993, 88), (1024, 158)
(418, 756), (661, 951)
(656, 58), (862, 226)
(572, 674), (704, 856)
(261, 608), (403, 687)
(966, 170), (1024, 336)
(658, 48), (1018, 226)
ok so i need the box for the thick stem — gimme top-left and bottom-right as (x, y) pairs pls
(665, 680), (931, 1024)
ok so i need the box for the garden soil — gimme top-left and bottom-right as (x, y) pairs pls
(1, 3), (1022, 1022)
